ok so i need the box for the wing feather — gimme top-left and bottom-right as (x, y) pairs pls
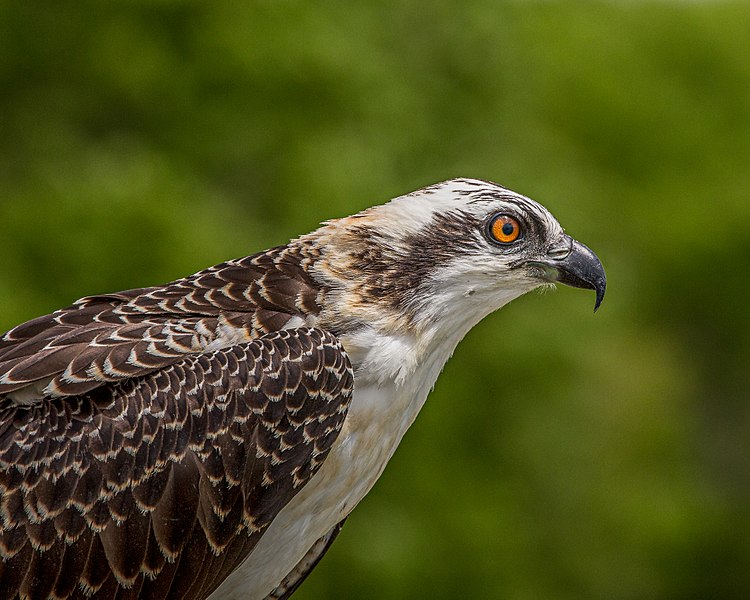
(0, 247), (322, 399)
(0, 327), (352, 600)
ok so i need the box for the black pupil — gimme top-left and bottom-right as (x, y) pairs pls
(501, 221), (515, 236)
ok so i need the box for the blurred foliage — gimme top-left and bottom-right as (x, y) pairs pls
(1, 1), (749, 599)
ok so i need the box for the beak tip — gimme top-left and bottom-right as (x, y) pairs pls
(592, 279), (606, 313)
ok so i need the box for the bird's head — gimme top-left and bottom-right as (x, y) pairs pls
(307, 178), (606, 339)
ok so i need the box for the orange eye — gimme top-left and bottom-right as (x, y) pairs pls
(489, 215), (522, 244)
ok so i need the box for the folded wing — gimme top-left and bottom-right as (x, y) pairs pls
(0, 327), (353, 600)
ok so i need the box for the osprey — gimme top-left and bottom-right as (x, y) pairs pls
(0, 178), (605, 599)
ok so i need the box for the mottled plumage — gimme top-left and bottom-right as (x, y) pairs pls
(0, 245), (321, 400)
(0, 329), (351, 598)
(0, 178), (605, 599)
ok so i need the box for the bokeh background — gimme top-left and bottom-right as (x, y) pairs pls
(1, 2), (748, 599)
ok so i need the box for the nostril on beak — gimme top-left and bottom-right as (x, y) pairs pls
(547, 239), (573, 260)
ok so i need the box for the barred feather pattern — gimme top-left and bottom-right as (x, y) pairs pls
(0, 245), (323, 399)
(0, 328), (353, 600)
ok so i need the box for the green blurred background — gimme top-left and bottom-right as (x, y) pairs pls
(1, 1), (748, 598)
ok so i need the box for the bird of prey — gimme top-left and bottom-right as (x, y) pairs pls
(0, 178), (605, 599)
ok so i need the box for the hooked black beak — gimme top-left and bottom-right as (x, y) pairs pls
(529, 236), (607, 312)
